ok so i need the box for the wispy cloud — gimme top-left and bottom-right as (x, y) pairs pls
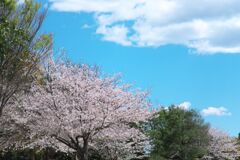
(201, 107), (232, 116)
(82, 24), (93, 29)
(96, 25), (132, 46)
(50, 0), (240, 54)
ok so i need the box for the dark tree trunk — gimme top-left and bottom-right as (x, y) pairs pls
(76, 138), (89, 160)
(30, 150), (36, 160)
(0, 105), (3, 117)
(45, 148), (49, 160)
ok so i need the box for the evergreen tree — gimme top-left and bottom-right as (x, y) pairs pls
(147, 106), (211, 160)
(0, 0), (52, 116)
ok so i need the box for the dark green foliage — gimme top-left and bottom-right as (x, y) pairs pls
(0, 148), (73, 160)
(0, 0), (52, 116)
(0, 147), (107, 160)
(147, 106), (211, 160)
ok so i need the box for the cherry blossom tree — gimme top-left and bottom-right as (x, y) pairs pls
(202, 128), (240, 160)
(3, 61), (152, 160)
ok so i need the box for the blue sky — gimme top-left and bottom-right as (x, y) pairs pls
(38, 0), (240, 136)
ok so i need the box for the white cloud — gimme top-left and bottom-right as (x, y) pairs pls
(201, 107), (232, 116)
(96, 25), (132, 46)
(178, 101), (191, 110)
(50, 0), (240, 54)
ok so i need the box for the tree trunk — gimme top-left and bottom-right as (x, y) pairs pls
(45, 148), (49, 160)
(0, 105), (3, 117)
(30, 150), (36, 160)
(76, 138), (89, 160)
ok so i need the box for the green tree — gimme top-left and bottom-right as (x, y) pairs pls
(0, 0), (52, 116)
(148, 106), (210, 160)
